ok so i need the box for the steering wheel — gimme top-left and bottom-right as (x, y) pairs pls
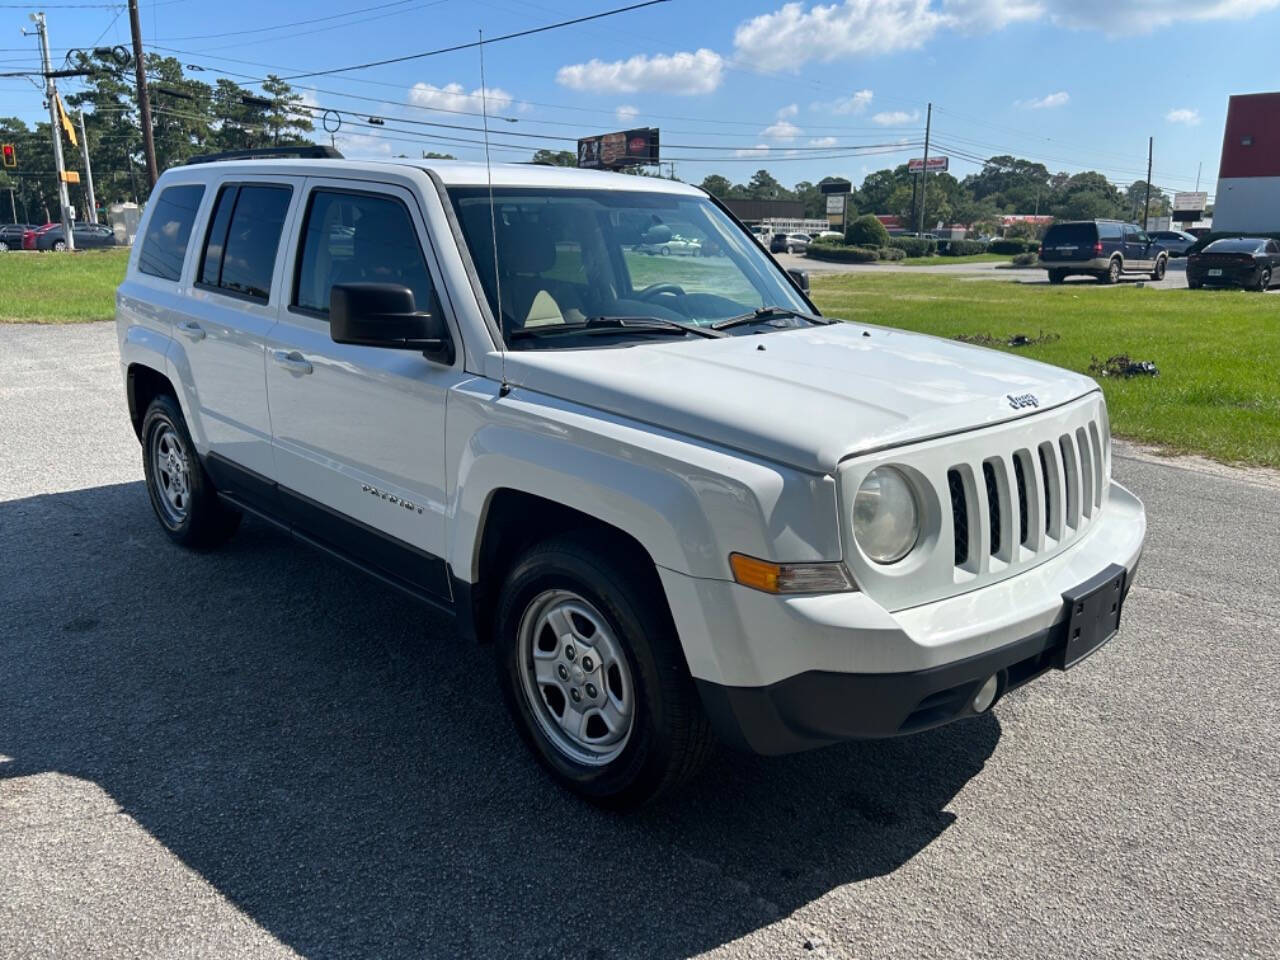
(634, 282), (686, 301)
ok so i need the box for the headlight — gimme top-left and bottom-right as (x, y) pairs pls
(853, 466), (919, 564)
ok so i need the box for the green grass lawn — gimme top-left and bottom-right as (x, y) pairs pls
(0, 248), (128, 323)
(897, 252), (1012, 267)
(810, 273), (1280, 468)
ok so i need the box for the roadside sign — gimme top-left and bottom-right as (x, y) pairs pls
(825, 195), (845, 215)
(1172, 191), (1207, 212)
(819, 178), (852, 195)
(577, 128), (659, 170)
(908, 156), (949, 173)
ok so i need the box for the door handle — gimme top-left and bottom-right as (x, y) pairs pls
(177, 320), (205, 341)
(272, 349), (313, 376)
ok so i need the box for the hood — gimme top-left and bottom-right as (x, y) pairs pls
(500, 323), (1098, 474)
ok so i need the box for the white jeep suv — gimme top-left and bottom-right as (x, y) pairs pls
(116, 150), (1146, 806)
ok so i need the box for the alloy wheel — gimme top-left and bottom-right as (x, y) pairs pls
(517, 589), (635, 766)
(150, 422), (191, 526)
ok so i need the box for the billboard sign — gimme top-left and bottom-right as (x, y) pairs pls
(577, 128), (660, 169)
(908, 156), (949, 173)
(1172, 191), (1208, 221)
(825, 195), (845, 215)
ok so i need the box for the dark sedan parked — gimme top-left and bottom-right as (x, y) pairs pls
(23, 221), (117, 251)
(0, 223), (37, 251)
(1187, 237), (1280, 291)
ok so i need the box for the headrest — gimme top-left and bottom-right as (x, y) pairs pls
(497, 218), (556, 275)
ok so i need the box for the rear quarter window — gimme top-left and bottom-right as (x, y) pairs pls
(1044, 223), (1098, 245)
(137, 184), (205, 281)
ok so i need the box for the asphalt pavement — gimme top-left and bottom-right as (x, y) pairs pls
(776, 252), (1280, 293)
(2, 322), (1278, 959)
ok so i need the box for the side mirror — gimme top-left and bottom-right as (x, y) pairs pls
(330, 283), (454, 364)
(786, 267), (810, 292)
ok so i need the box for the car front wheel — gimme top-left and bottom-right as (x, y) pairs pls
(141, 394), (241, 548)
(495, 532), (713, 807)
(1151, 257), (1167, 281)
(1257, 267), (1272, 292)
(52, 240), (67, 252)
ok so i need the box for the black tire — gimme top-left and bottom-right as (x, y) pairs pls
(494, 532), (713, 807)
(1100, 258), (1121, 284)
(1188, 280), (1203, 290)
(660, 246), (670, 257)
(1048, 269), (1065, 285)
(140, 394), (241, 548)
(1151, 257), (1167, 281)
(52, 239), (66, 252)
(0, 240), (9, 252)
(1256, 267), (1272, 292)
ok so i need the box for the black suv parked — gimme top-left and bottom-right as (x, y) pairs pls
(1039, 219), (1168, 284)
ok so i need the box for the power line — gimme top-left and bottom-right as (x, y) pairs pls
(149, 0), (424, 41)
(276, 0), (670, 81)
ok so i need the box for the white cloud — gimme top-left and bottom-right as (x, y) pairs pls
(334, 131), (393, 158)
(733, 0), (1280, 71)
(762, 119), (802, 141)
(1017, 90), (1069, 109)
(409, 81), (513, 115)
(820, 88), (874, 114)
(1166, 107), (1201, 126)
(809, 136), (839, 147)
(872, 110), (920, 126)
(734, 1), (945, 71)
(734, 144), (771, 157)
(556, 49), (724, 95)
(777, 102), (799, 118)
(615, 104), (639, 124)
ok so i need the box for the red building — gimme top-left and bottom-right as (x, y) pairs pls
(1214, 92), (1280, 233)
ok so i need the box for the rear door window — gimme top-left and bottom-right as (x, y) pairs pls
(198, 183), (293, 302)
(137, 184), (205, 281)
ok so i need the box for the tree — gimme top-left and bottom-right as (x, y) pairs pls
(422, 151), (455, 159)
(746, 168), (792, 200)
(261, 74), (314, 146)
(699, 174), (733, 198)
(532, 149), (576, 167)
(1049, 171), (1126, 221)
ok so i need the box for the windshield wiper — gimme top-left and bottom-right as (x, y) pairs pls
(510, 316), (724, 341)
(711, 306), (833, 332)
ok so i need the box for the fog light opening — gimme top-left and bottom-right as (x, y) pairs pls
(972, 673), (1000, 714)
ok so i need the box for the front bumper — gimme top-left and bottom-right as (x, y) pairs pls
(660, 480), (1146, 754)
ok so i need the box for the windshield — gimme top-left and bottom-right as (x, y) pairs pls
(447, 186), (811, 348)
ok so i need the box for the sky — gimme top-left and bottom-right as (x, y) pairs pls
(2, 0), (1278, 204)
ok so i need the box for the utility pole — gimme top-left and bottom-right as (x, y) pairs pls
(128, 0), (158, 187)
(29, 12), (74, 250)
(77, 111), (98, 224)
(1195, 161), (1202, 193)
(8, 187), (16, 224)
(917, 102), (932, 236)
(1143, 136), (1153, 231)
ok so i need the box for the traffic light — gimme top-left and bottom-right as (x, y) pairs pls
(1, 144), (15, 168)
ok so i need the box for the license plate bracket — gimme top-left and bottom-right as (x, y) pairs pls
(1058, 564), (1127, 669)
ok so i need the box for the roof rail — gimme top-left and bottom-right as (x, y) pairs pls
(186, 144), (344, 165)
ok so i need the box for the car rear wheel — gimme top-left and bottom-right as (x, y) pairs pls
(52, 239), (66, 252)
(1151, 257), (1167, 281)
(660, 246), (670, 256)
(1101, 258), (1121, 284)
(0, 240), (9, 252)
(1188, 280), (1203, 290)
(1048, 269), (1065, 285)
(1256, 267), (1272, 292)
(141, 394), (241, 548)
(495, 532), (713, 807)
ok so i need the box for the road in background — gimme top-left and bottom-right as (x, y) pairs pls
(3, 322), (1278, 959)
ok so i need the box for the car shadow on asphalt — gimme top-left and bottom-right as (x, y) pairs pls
(1, 482), (1000, 959)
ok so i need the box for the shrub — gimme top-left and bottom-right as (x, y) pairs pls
(805, 243), (881, 263)
(879, 246), (906, 261)
(944, 239), (987, 257)
(989, 238), (1035, 255)
(887, 236), (935, 257)
(1011, 252), (1039, 266)
(809, 233), (843, 246)
(844, 214), (890, 248)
